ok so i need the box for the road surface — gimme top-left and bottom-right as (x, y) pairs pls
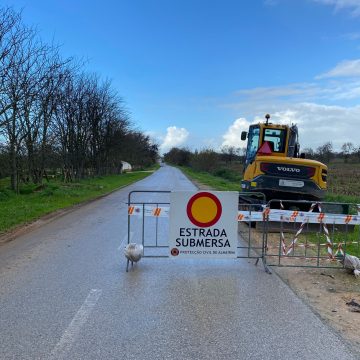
(0, 165), (357, 359)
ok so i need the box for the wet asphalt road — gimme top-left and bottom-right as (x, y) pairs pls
(0, 165), (357, 360)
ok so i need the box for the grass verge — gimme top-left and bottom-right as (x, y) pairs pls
(0, 171), (153, 234)
(325, 193), (360, 204)
(179, 166), (241, 191)
(303, 226), (360, 258)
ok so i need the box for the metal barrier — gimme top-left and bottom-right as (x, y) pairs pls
(126, 190), (360, 273)
(264, 200), (360, 269)
(237, 192), (270, 273)
(127, 190), (271, 272)
(127, 190), (171, 258)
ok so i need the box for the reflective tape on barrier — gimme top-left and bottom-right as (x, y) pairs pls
(261, 209), (360, 225)
(237, 209), (360, 225)
(128, 206), (360, 225)
(128, 205), (170, 217)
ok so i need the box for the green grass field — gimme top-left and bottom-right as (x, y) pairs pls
(308, 226), (360, 258)
(179, 166), (241, 191)
(326, 163), (360, 203)
(0, 171), (153, 234)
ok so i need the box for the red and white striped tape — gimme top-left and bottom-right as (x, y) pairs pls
(286, 203), (317, 256)
(280, 201), (286, 255)
(127, 205), (360, 225)
(317, 203), (334, 259)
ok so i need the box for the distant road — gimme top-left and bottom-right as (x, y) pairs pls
(0, 165), (356, 359)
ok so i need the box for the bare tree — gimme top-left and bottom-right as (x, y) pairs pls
(220, 145), (240, 163)
(0, 8), (24, 125)
(302, 147), (315, 159)
(0, 17), (42, 191)
(0, 7), (158, 188)
(316, 142), (334, 164)
(341, 142), (355, 163)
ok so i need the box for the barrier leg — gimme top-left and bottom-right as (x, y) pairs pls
(255, 257), (272, 274)
(261, 257), (272, 274)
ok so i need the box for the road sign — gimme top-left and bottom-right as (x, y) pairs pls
(169, 191), (238, 258)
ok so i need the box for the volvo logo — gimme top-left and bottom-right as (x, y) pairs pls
(277, 166), (300, 173)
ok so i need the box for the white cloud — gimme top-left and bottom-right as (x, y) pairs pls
(230, 77), (360, 105)
(217, 56), (360, 152)
(236, 83), (318, 98)
(316, 59), (360, 79)
(314, 0), (360, 16)
(221, 68), (360, 117)
(259, 110), (298, 125)
(252, 103), (360, 151)
(221, 118), (250, 148)
(283, 103), (360, 150)
(220, 103), (360, 153)
(160, 126), (189, 153)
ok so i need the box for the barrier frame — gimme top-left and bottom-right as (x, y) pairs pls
(127, 190), (171, 258)
(126, 190), (360, 273)
(264, 199), (360, 270)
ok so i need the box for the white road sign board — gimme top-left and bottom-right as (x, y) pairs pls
(169, 191), (238, 258)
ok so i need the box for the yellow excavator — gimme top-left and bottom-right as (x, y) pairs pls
(240, 114), (328, 204)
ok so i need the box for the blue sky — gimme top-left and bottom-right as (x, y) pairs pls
(7, 0), (360, 152)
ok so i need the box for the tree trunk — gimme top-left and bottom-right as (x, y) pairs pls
(10, 142), (18, 192)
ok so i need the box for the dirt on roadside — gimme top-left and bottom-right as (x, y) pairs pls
(190, 178), (360, 352)
(275, 266), (360, 349)
(238, 222), (360, 352)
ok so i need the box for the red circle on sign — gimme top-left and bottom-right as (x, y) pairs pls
(186, 192), (222, 228)
(171, 248), (179, 256)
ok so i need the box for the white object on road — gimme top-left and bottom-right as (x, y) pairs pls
(124, 243), (143, 272)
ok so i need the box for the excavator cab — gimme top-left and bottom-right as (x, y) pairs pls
(241, 115), (327, 202)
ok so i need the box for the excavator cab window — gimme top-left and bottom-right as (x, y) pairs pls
(245, 125), (260, 165)
(263, 128), (286, 153)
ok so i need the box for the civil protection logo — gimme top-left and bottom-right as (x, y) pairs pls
(186, 192), (222, 228)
